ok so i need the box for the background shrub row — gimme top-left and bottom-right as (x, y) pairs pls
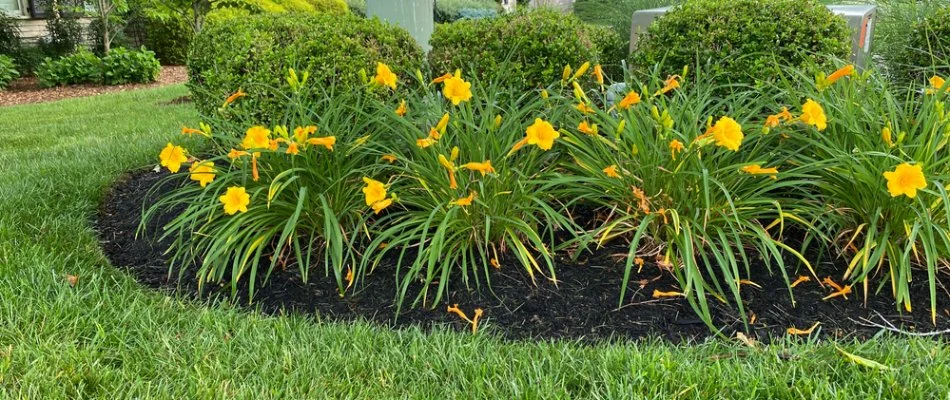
(36, 47), (160, 87)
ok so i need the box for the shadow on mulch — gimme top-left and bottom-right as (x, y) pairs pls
(94, 169), (950, 343)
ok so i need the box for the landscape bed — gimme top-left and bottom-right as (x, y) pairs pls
(96, 169), (950, 342)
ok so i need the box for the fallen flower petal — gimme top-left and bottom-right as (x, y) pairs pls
(790, 275), (811, 288)
(787, 321), (820, 336)
(472, 308), (484, 334)
(652, 289), (685, 299)
(823, 285), (852, 300)
(739, 279), (762, 289)
(822, 277), (844, 292)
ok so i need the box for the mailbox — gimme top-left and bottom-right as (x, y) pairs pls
(629, 5), (877, 68)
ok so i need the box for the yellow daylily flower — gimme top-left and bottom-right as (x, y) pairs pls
(709, 116), (744, 151)
(371, 197), (393, 214)
(524, 118), (559, 150)
(219, 186), (250, 215)
(362, 177), (387, 206)
(189, 160), (215, 188)
(158, 143), (187, 173)
(883, 163), (927, 198)
(800, 99), (827, 131)
(241, 126), (271, 150)
(374, 62), (397, 90)
(442, 71), (472, 105)
(926, 76), (948, 95)
(617, 91), (641, 109)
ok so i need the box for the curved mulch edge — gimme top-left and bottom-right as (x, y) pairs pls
(94, 169), (950, 343)
(0, 66), (188, 107)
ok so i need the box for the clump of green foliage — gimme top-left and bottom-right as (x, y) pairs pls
(36, 47), (160, 87)
(0, 55), (19, 90)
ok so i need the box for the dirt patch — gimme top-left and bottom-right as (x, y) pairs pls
(94, 169), (950, 343)
(0, 66), (188, 107)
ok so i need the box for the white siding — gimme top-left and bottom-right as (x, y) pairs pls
(17, 18), (92, 44)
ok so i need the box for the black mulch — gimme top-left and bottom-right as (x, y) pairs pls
(94, 169), (950, 343)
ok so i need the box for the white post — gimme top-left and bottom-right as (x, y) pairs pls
(366, 0), (434, 52)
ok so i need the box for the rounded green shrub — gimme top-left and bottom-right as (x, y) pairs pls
(428, 9), (624, 90)
(0, 55), (19, 91)
(632, 0), (851, 86)
(188, 13), (423, 121)
(903, 7), (950, 80)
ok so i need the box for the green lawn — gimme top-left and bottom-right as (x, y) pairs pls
(1, 86), (949, 398)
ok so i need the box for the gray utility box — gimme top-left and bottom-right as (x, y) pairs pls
(367, 0), (435, 52)
(629, 5), (877, 68)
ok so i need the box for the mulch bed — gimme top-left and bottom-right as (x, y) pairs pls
(94, 169), (950, 343)
(0, 66), (188, 107)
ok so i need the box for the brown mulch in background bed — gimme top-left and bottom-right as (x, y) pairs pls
(0, 66), (188, 107)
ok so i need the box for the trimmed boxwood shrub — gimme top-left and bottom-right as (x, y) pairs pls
(187, 13), (423, 120)
(632, 0), (851, 86)
(902, 7), (950, 80)
(428, 9), (625, 90)
(0, 55), (18, 90)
